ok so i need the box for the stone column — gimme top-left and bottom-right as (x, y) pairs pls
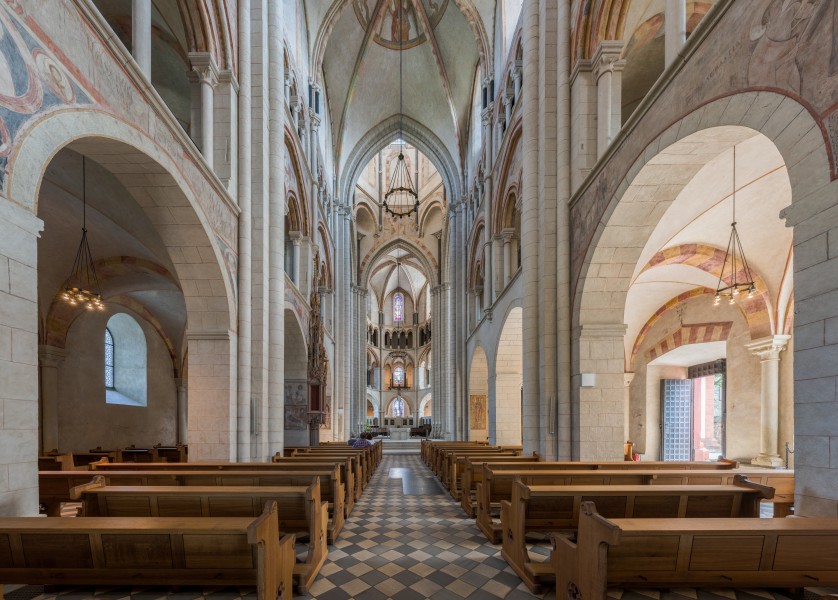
(310, 111), (321, 176)
(176, 378), (188, 445)
(513, 60), (523, 101)
(187, 331), (236, 461)
(190, 53), (219, 169)
(623, 372), (635, 443)
(482, 243), (492, 311)
(236, 0), (253, 461)
(665, 0), (687, 69)
(0, 196), (42, 515)
(592, 41), (625, 158)
(288, 231), (302, 285)
(748, 335), (791, 467)
(520, 0), (540, 457)
(38, 346), (65, 453)
(569, 60), (596, 189)
(131, 0), (152, 79)
(267, 0), (285, 458)
(502, 228), (514, 287)
(503, 89), (514, 125)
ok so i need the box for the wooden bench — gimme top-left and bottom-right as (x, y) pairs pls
(442, 450), (530, 499)
(40, 468), (346, 543)
(422, 441), (488, 466)
(552, 501), (838, 600)
(71, 477), (327, 593)
(38, 452), (75, 471)
(275, 452), (364, 502)
(459, 455), (542, 516)
(90, 458), (355, 518)
(283, 448), (371, 489)
(0, 501), (294, 600)
(436, 447), (523, 482)
(501, 479), (773, 593)
(476, 466), (793, 543)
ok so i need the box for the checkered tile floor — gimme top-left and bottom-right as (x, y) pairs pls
(3, 455), (830, 600)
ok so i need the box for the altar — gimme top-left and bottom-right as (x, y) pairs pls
(390, 427), (411, 441)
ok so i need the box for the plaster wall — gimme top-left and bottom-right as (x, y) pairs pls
(56, 308), (176, 451)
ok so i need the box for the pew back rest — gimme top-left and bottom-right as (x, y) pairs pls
(553, 502), (838, 600)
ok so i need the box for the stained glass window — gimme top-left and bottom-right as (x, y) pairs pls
(105, 328), (115, 389)
(393, 292), (404, 322)
(394, 366), (405, 386)
(392, 397), (405, 417)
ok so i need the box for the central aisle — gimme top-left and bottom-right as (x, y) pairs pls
(307, 454), (553, 600)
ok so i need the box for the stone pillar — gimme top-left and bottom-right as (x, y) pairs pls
(236, 0), (253, 461)
(310, 111), (321, 176)
(187, 331), (236, 461)
(38, 346), (64, 453)
(267, 0), (286, 457)
(131, 0), (152, 79)
(482, 243), (492, 311)
(214, 70), (239, 192)
(0, 197), (42, 515)
(748, 335), (791, 467)
(190, 53), (218, 169)
(569, 60), (596, 189)
(575, 323), (627, 460)
(665, 0), (687, 69)
(176, 378), (188, 445)
(502, 228), (514, 287)
(623, 372), (635, 443)
(513, 60), (523, 101)
(520, 0), (540, 457)
(592, 41), (625, 158)
(503, 89), (513, 125)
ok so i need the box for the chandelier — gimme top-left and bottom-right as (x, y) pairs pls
(61, 156), (105, 311)
(714, 146), (755, 306)
(383, 0), (419, 219)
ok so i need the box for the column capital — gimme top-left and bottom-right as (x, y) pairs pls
(481, 107), (493, 126)
(745, 335), (791, 360)
(501, 227), (516, 242)
(216, 69), (239, 91)
(288, 230), (303, 244)
(188, 52), (218, 85)
(502, 89), (515, 106)
(591, 41), (625, 79)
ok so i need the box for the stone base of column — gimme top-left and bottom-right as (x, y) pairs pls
(751, 454), (784, 468)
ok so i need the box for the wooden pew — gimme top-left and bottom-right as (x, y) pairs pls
(422, 441), (488, 466)
(151, 444), (188, 462)
(552, 501), (838, 600)
(38, 452), (75, 471)
(297, 446), (378, 480)
(436, 447), (522, 481)
(476, 467), (793, 544)
(0, 501), (295, 600)
(459, 455), (542, 516)
(431, 445), (510, 477)
(277, 452), (365, 501)
(71, 476), (327, 594)
(40, 468), (346, 543)
(94, 458), (356, 517)
(443, 450), (530, 500)
(501, 479), (773, 593)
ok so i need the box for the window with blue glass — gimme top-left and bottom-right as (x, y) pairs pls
(393, 365), (405, 386)
(105, 328), (115, 389)
(393, 292), (404, 322)
(392, 397), (405, 417)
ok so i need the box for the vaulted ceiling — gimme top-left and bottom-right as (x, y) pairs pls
(317, 0), (494, 176)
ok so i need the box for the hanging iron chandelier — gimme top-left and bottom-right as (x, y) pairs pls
(61, 156), (105, 311)
(383, 0), (419, 219)
(714, 146), (756, 306)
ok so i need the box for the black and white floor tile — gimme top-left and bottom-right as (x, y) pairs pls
(3, 455), (831, 600)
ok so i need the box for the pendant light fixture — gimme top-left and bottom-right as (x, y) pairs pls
(714, 146), (756, 306)
(383, 0), (419, 219)
(61, 156), (105, 311)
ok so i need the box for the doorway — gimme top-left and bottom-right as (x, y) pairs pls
(660, 359), (726, 461)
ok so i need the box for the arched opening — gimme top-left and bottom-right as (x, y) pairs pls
(494, 307), (523, 446)
(468, 345), (489, 442)
(575, 119), (799, 465)
(283, 308), (309, 447)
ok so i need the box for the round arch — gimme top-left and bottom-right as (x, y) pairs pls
(573, 91), (831, 463)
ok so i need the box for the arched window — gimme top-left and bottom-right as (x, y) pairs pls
(105, 313), (148, 407)
(393, 292), (404, 322)
(104, 328), (115, 389)
(392, 397), (405, 417)
(393, 365), (405, 386)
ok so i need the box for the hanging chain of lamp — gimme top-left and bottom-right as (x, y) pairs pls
(383, 0), (419, 219)
(714, 146), (756, 306)
(61, 156), (105, 310)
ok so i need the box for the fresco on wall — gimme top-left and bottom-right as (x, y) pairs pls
(469, 394), (486, 429)
(0, 3), (92, 187)
(353, 0), (448, 49)
(285, 381), (308, 430)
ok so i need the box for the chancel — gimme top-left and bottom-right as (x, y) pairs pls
(2, 1), (838, 599)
